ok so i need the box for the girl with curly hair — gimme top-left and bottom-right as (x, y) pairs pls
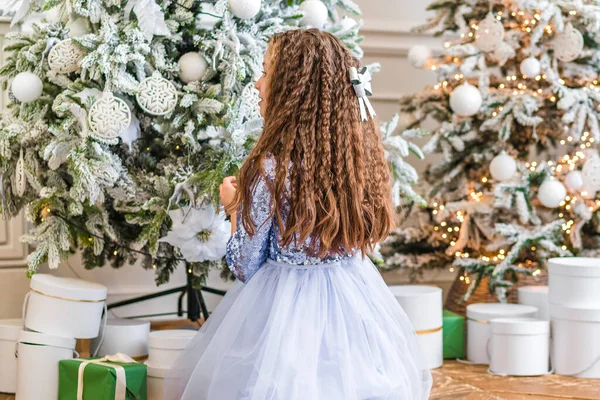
(165, 28), (432, 400)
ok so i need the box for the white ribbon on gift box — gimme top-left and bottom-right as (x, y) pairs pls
(72, 353), (137, 400)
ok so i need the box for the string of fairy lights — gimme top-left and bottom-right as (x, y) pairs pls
(421, 4), (600, 284)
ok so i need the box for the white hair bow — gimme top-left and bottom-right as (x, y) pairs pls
(349, 66), (376, 121)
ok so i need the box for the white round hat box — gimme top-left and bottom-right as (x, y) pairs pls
(518, 286), (549, 320)
(147, 330), (198, 369)
(24, 274), (107, 339)
(388, 285), (443, 369)
(466, 303), (538, 364)
(490, 318), (550, 376)
(16, 331), (76, 400)
(146, 364), (169, 400)
(0, 319), (23, 394)
(551, 304), (600, 378)
(91, 319), (150, 358)
(548, 257), (600, 307)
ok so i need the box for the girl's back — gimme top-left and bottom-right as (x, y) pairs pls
(165, 29), (432, 400)
(226, 155), (355, 282)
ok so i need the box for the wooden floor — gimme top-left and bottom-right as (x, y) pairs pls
(3, 359), (598, 399)
(431, 361), (600, 399)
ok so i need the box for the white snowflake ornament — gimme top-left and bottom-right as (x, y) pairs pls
(136, 72), (178, 116)
(582, 155), (600, 192)
(15, 149), (26, 196)
(474, 13), (504, 52)
(48, 39), (85, 74)
(88, 91), (132, 141)
(553, 23), (584, 62)
(159, 206), (231, 262)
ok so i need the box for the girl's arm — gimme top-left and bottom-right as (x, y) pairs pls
(225, 159), (275, 283)
(230, 211), (237, 235)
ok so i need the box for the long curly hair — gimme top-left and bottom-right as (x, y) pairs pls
(235, 28), (394, 257)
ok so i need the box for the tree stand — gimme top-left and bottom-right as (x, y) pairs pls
(106, 270), (227, 322)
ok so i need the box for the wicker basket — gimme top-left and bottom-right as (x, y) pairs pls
(444, 267), (549, 316)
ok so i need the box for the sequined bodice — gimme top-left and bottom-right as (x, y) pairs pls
(226, 156), (355, 283)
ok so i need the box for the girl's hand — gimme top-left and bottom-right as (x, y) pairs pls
(220, 176), (238, 214)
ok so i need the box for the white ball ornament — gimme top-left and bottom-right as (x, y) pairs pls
(449, 82), (482, 117)
(490, 153), (517, 182)
(520, 57), (541, 78)
(564, 170), (584, 192)
(11, 72), (43, 103)
(408, 45), (432, 69)
(178, 52), (208, 83)
(339, 16), (357, 31)
(538, 179), (567, 209)
(299, 0), (328, 30)
(228, 0), (261, 20)
(44, 7), (65, 23)
(66, 18), (90, 38)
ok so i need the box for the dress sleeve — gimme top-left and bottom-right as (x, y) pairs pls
(225, 159), (275, 283)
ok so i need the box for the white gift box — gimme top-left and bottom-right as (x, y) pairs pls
(548, 257), (600, 308)
(24, 274), (107, 339)
(0, 319), (23, 394)
(146, 330), (197, 369)
(551, 304), (600, 378)
(146, 364), (169, 400)
(16, 331), (75, 400)
(518, 286), (549, 320)
(466, 303), (538, 364)
(490, 318), (550, 376)
(388, 285), (443, 369)
(91, 318), (150, 358)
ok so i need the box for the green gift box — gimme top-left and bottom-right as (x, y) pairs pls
(59, 355), (147, 400)
(443, 309), (465, 359)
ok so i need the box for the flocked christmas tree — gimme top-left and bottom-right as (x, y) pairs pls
(0, 0), (425, 286)
(381, 0), (600, 301)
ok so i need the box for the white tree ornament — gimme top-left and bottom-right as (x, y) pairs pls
(520, 57), (541, 78)
(15, 149), (26, 196)
(474, 13), (504, 52)
(538, 179), (567, 208)
(11, 71), (43, 103)
(178, 52), (208, 84)
(136, 72), (178, 116)
(449, 82), (482, 117)
(553, 23), (584, 62)
(228, 0), (261, 20)
(88, 92), (132, 141)
(565, 170), (583, 192)
(408, 45), (431, 69)
(582, 156), (600, 192)
(339, 16), (357, 31)
(300, 0), (328, 29)
(66, 18), (90, 38)
(159, 207), (231, 262)
(490, 153), (517, 181)
(48, 39), (85, 74)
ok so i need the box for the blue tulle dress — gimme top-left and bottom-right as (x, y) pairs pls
(164, 157), (432, 400)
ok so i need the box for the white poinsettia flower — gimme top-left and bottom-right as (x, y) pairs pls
(160, 206), (231, 262)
